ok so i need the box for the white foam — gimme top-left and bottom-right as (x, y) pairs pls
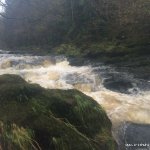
(0, 52), (150, 126)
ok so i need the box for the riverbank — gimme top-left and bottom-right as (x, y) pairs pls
(56, 42), (150, 80)
(3, 42), (150, 80)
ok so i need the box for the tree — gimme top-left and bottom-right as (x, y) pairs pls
(0, 0), (149, 50)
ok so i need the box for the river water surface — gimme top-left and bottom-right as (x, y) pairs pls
(0, 50), (150, 150)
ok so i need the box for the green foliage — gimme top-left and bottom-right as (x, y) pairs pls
(87, 42), (117, 53)
(0, 121), (40, 150)
(54, 44), (81, 57)
(0, 0), (149, 57)
(0, 74), (117, 150)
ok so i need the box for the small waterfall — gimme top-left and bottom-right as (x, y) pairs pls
(0, 50), (150, 149)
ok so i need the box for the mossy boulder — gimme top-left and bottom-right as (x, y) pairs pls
(0, 74), (117, 150)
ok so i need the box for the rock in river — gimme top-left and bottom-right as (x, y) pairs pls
(0, 74), (117, 150)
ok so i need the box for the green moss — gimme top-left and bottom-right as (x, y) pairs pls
(0, 74), (117, 150)
(88, 42), (116, 52)
(54, 44), (81, 57)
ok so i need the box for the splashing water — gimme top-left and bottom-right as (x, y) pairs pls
(0, 50), (150, 144)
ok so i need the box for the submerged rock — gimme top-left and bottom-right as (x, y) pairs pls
(117, 122), (150, 150)
(103, 74), (133, 94)
(0, 74), (116, 150)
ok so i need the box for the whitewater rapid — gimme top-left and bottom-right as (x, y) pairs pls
(0, 50), (150, 131)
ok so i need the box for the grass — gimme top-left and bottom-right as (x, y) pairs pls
(0, 74), (117, 150)
(0, 121), (41, 150)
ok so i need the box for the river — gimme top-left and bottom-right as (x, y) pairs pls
(0, 49), (150, 150)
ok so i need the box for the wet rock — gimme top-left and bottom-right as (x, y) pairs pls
(117, 122), (150, 150)
(103, 74), (133, 94)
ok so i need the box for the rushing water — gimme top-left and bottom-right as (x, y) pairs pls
(0, 49), (150, 149)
